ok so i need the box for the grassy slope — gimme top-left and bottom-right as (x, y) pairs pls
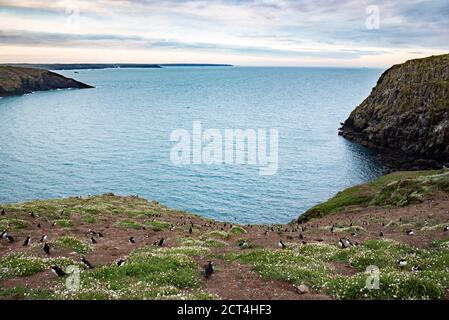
(0, 171), (449, 300)
(299, 169), (449, 222)
(0, 66), (46, 93)
(0, 66), (92, 96)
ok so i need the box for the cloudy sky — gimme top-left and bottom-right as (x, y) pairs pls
(0, 0), (448, 67)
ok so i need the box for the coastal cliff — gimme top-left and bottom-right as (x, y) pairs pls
(0, 66), (93, 97)
(339, 54), (449, 168)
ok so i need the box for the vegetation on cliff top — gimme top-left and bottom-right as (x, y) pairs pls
(299, 169), (449, 222)
(0, 66), (93, 97)
(340, 54), (449, 166)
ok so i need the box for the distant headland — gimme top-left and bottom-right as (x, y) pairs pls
(0, 66), (93, 97)
(3, 63), (234, 70)
(0, 63), (234, 97)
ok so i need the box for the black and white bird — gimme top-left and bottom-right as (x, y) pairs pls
(43, 242), (50, 255)
(37, 223), (41, 228)
(90, 237), (97, 244)
(338, 238), (346, 249)
(444, 226), (448, 232)
(23, 236), (31, 246)
(98, 232), (104, 238)
(406, 230), (414, 235)
(51, 266), (66, 277)
(1, 208), (5, 215)
(30, 211), (35, 218)
(398, 259), (408, 268)
(379, 231), (384, 238)
(239, 240), (247, 247)
(40, 234), (48, 242)
(157, 237), (164, 247)
(0, 231), (6, 238)
(189, 226), (193, 234)
(117, 258), (126, 267)
(204, 261), (214, 278)
(128, 236), (135, 244)
(412, 265), (423, 273)
(344, 238), (352, 247)
(299, 233), (303, 240)
(81, 256), (94, 269)
(278, 239), (286, 249)
(5, 234), (14, 243)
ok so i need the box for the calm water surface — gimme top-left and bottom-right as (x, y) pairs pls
(0, 67), (388, 224)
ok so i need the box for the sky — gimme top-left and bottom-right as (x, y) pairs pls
(0, 0), (448, 67)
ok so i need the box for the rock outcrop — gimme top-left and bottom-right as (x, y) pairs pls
(0, 66), (93, 97)
(339, 54), (449, 168)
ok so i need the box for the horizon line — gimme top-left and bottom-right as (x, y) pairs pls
(0, 62), (388, 70)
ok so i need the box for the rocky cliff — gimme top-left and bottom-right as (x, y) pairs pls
(339, 54), (449, 168)
(0, 66), (93, 97)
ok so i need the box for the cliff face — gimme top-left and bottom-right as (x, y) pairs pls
(340, 54), (449, 168)
(0, 66), (93, 97)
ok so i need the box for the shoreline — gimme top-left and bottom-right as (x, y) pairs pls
(339, 127), (448, 171)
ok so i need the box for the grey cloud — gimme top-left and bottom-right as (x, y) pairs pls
(0, 30), (386, 58)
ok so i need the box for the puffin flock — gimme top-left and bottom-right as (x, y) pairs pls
(1, 204), (448, 282)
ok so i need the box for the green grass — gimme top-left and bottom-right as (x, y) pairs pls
(2, 194), (190, 222)
(430, 239), (449, 249)
(145, 219), (172, 231)
(299, 169), (448, 222)
(81, 214), (98, 224)
(53, 219), (74, 228)
(116, 219), (143, 230)
(0, 217), (28, 230)
(0, 286), (55, 300)
(52, 236), (91, 254)
(53, 246), (208, 300)
(226, 239), (449, 300)
(325, 271), (444, 300)
(0, 246), (218, 300)
(202, 230), (229, 240)
(179, 237), (227, 248)
(0, 253), (77, 280)
(226, 247), (331, 291)
(229, 226), (247, 235)
(321, 225), (366, 234)
(88, 246), (203, 289)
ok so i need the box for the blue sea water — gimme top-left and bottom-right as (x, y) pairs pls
(0, 67), (389, 224)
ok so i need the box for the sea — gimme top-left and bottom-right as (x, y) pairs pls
(0, 66), (389, 224)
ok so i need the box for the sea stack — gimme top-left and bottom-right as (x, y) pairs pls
(339, 54), (449, 169)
